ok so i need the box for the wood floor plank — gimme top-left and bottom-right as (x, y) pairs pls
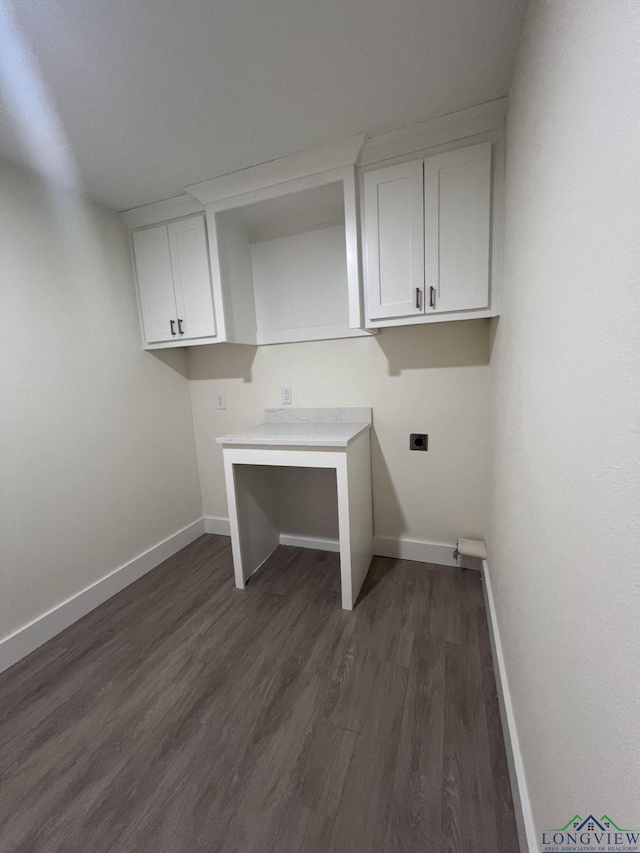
(441, 625), (501, 852)
(0, 534), (519, 853)
(350, 556), (417, 668)
(384, 581), (446, 853)
(295, 717), (358, 818)
(476, 604), (520, 850)
(326, 659), (409, 852)
(229, 799), (334, 853)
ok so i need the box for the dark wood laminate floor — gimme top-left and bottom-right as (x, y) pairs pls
(0, 535), (519, 853)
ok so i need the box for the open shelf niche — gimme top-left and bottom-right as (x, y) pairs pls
(186, 137), (374, 345)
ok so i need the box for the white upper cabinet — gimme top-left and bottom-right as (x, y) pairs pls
(424, 143), (491, 314)
(132, 214), (216, 349)
(364, 160), (424, 320)
(167, 216), (216, 341)
(123, 105), (505, 345)
(363, 141), (494, 326)
(132, 225), (177, 344)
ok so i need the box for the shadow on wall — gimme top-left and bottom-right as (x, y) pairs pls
(149, 348), (190, 379)
(187, 344), (258, 382)
(376, 318), (491, 376)
(488, 315), (500, 362)
(370, 430), (405, 539)
(273, 467), (340, 540)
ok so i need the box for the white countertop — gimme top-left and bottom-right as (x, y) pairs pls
(216, 420), (370, 448)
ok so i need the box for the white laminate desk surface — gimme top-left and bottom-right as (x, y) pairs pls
(216, 421), (370, 448)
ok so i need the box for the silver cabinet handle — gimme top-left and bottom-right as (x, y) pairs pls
(415, 288), (421, 310)
(170, 320), (176, 336)
(429, 286), (436, 308)
(177, 318), (184, 335)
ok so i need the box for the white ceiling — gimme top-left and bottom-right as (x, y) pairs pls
(0, 0), (526, 211)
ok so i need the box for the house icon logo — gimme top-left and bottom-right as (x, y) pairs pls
(541, 813), (640, 851)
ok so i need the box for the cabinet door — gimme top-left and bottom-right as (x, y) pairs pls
(424, 142), (491, 314)
(168, 215), (217, 341)
(132, 225), (178, 344)
(364, 160), (424, 320)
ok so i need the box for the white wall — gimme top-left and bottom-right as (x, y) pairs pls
(490, 0), (640, 844)
(188, 319), (492, 555)
(0, 162), (203, 646)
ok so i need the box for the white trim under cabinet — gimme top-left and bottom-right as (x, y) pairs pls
(363, 141), (495, 327)
(131, 214), (217, 349)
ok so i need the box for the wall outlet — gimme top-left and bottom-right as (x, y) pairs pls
(281, 387), (292, 405)
(410, 433), (428, 451)
(215, 392), (226, 410)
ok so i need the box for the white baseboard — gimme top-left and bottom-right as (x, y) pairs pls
(205, 521), (457, 567)
(373, 535), (457, 566)
(0, 519), (205, 675)
(481, 558), (536, 853)
(203, 516), (231, 536)
(279, 533), (341, 552)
